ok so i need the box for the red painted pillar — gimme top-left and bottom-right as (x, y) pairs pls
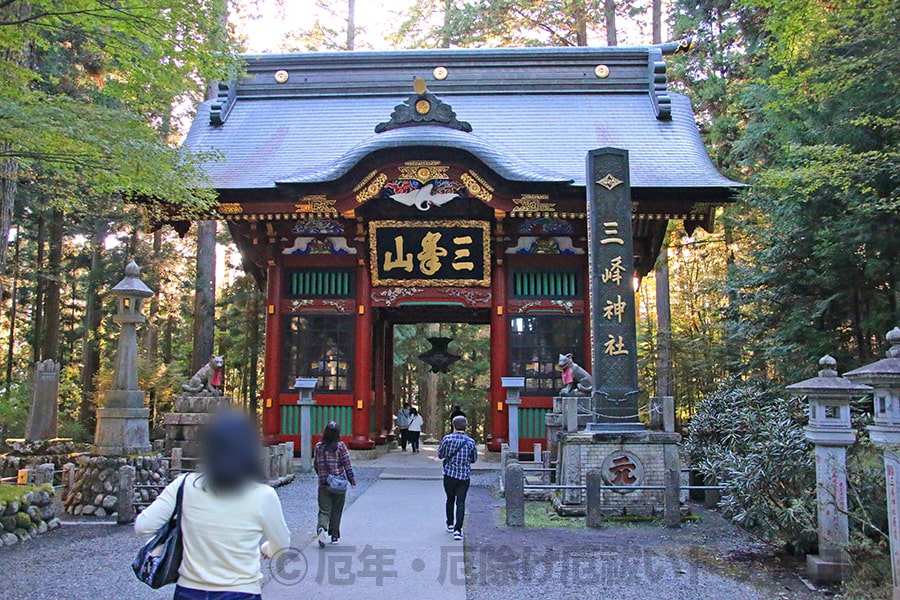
(488, 254), (508, 452)
(383, 323), (396, 441)
(349, 260), (375, 449)
(262, 263), (282, 444)
(372, 314), (386, 445)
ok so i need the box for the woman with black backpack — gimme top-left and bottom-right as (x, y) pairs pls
(313, 421), (357, 547)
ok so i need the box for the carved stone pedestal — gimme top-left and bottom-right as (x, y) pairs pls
(554, 428), (680, 517)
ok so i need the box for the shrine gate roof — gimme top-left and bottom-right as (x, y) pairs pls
(183, 45), (742, 192)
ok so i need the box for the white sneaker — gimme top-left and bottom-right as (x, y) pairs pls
(453, 531), (463, 541)
(446, 525), (454, 533)
(316, 528), (327, 548)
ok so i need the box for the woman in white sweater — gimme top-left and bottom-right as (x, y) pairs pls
(136, 411), (290, 599)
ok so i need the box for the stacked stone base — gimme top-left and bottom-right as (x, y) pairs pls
(63, 455), (168, 517)
(1, 439), (87, 479)
(0, 487), (61, 548)
(164, 394), (231, 458)
(555, 429), (680, 517)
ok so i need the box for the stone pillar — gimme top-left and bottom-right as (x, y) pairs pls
(586, 148), (640, 426)
(502, 377), (524, 455)
(93, 262), (153, 456)
(846, 327), (900, 599)
(33, 463), (54, 486)
(505, 462), (524, 527)
(295, 378), (317, 473)
(585, 470), (603, 528)
(787, 355), (871, 583)
(117, 465), (136, 524)
(25, 360), (60, 441)
(562, 396), (579, 433)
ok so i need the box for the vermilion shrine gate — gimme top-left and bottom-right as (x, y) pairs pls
(180, 43), (740, 452)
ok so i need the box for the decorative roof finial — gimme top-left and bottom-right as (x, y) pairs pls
(819, 354), (838, 377)
(375, 77), (472, 134)
(886, 327), (900, 359)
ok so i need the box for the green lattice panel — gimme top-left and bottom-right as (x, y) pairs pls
(518, 408), (549, 440)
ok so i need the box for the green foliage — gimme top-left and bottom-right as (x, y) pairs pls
(684, 377), (817, 552)
(0, 384), (29, 441)
(0, 0), (239, 216)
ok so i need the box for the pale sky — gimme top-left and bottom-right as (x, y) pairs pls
(235, 0), (670, 53)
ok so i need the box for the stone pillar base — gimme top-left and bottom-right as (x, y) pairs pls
(347, 435), (375, 450)
(93, 407), (150, 456)
(806, 554), (852, 583)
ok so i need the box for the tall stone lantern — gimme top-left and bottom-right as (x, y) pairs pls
(845, 327), (900, 600)
(786, 355), (872, 583)
(93, 261), (154, 456)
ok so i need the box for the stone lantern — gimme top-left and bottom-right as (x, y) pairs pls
(93, 261), (154, 456)
(845, 327), (900, 599)
(502, 377), (525, 455)
(786, 355), (872, 583)
(294, 377), (318, 473)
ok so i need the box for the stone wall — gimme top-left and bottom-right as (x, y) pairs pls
(556, 430), (680, 517)
(0, 485), (61, 548)
(1, 439), (87, 478)
(63, 455), (168, 517)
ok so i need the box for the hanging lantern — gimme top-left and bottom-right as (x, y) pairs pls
(419, 337), (462, 374)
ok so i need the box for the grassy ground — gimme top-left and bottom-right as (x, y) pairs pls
(0, 483), (49, 503)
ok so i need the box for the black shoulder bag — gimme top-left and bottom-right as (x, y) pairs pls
(132, 475), (188, 589)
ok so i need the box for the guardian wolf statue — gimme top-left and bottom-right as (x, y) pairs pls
(183, 355), (225, 395)
(558, 353), (593, 397)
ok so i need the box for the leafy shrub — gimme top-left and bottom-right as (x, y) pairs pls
(684, 377), (818, 552)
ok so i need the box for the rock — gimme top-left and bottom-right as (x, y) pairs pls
(1, 532), (17, 546)
(14, 513), (31, 528)
(81, 505), (96, 515)
(0, 501), (5, 514)
(95, 507), (107, 517)
(37, 521), (48, 534)
(39, 505), (55, 520)
(102, 495), (117, 510)
(48, 518), (60, 529)
(91, 481), (103, 493)
(1, 516), (16, 532)
(94, 494), (104, 506)
(27, 524), (37, 535)
(73, 505), (83, 516)
(19, 493), (31, 507)
(14, 528), (28, 540)
(32, 490), (50, 506)
(25, 506), (38, 520)
(3, 500), (17, 515)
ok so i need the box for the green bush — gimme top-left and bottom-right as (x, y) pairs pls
(684, 377), (818, 552)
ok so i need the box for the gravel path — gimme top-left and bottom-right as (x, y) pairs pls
(0, 468), (382, 600)
(463, 479), (824, 600)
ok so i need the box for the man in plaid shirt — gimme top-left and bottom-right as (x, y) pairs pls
(438, 415), (477, 540)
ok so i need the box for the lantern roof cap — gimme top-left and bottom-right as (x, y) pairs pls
(109, 261), (153, 298)
(786, 355), (872, 397)
(845, 327), (900, 383)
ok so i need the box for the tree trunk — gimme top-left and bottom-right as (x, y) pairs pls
(572, 0), (588, 46)
(79, 218), (106, 429)
(147, 230), (162, 362)
(248, 291), (261, 419)
(655, 239), (673, 399)
(39, 208), (63, 361)
(5, 226), (20, 392)
(346, 0), (356, 50)
(32, 200), (46, 362)
(652, 0), (662, 44)
(191, 220), (217, 373)
(423, 323), (440, 437)
(604, 0), (617, 46)
(441, 0), (452, 48)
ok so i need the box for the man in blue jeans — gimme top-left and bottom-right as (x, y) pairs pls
(437, 415), (478, 540)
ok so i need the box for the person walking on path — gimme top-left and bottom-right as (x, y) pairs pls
(438, 415), (477, 541)
(407, 407), (424, 453)
(313, 421), (357, 547)
(135, 411), (290, 600)
(395, 403), (412, 451)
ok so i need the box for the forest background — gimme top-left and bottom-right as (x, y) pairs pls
(0, 0), (896, 452)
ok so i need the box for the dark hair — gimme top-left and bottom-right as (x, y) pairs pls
(200, 410), (263, 493)
(322, 421), (341, 453)
(410, 407), (418, 416)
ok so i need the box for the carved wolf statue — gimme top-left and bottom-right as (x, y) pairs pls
(558, 353), (593, 397)
(182, 355), (225, 395)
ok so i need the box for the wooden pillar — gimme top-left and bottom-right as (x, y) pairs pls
(350, 260), (375, 449)
(372, 312), (386, 444)
(262, 264), (282, 443)
(488, 255), (508, 452)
